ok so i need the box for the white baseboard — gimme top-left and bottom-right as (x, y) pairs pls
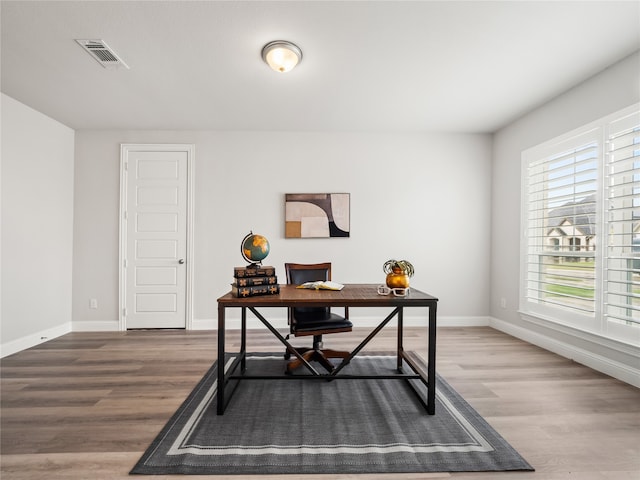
(436, 316), (490, 327)
(490, 317), (640, 388)
(1, 322), (72, 358)
(72, 320), (121, 332)
(191, 317), (222, 330)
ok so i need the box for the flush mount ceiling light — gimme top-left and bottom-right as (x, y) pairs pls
(261, 40), (302, 73)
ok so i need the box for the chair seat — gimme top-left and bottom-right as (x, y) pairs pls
(294, 313), (352, 334)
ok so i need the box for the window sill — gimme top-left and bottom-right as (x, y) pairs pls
(519, 310), (640, 356)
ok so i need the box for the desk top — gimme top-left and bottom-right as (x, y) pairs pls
(217, 283), (438, 308)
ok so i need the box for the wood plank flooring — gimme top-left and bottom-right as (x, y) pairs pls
(1, 327), (639, 479)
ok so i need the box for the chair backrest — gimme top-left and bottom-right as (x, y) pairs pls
(285, 262), (332, 321)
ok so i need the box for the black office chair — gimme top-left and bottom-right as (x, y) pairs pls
(284, 262), (352, 373)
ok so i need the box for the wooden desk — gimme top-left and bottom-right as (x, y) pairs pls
(216, 284), (438, 415)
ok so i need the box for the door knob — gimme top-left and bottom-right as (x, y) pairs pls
(178, 259), (185, 264)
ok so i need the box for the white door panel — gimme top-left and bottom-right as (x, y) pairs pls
(136, 293), (177, 312)
(136, 239), (178, 258)
(120, 145), (192, 329)
(137, 158), (179, 179)
(136, 213), (178, 232)
(136, 267), (178, 286)
(137, 186), (179, 205)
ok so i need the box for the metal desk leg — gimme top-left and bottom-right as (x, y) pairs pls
(397, 307), (404, 371)
(241, 307), (247, 373)
(427, 303), (437, 415)
(217, 303), (226, 415)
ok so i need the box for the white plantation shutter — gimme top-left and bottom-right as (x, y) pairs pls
(524, 130), (599, 320)
(522, 104), (640, 345)
(604, 112), (640, 334)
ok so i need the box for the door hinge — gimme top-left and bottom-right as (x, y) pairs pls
(123, 259), (128, 268)
(123, 307), (127, 317)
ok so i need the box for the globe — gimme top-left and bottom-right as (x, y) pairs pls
(241, 232), (270, 265)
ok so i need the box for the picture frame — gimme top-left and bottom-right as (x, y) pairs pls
(285, 193), (350, 238)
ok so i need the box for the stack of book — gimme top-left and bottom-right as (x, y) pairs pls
(231, 265), (280, 297)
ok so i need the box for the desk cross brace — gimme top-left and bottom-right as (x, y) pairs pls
(247, 306), (402, 378)
(233, 306), (431, 412)
(247, 306), (322, 376)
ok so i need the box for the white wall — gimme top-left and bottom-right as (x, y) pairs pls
(490, 51), (640, 384)
(1, 94), (75, 356)
(73, 130), (492, 330)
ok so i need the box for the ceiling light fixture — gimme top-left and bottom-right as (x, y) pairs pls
(261, 40), (302, 73)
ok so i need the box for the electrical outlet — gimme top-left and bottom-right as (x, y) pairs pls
(500, 298), (507, 309)
(90, 298), (98, 309)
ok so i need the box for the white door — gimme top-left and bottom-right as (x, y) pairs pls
(120, 145), (192, 329)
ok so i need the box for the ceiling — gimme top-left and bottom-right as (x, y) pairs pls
(2, 1), (639, 133)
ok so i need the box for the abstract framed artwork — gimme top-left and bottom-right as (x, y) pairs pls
(285, 193), (350, 238)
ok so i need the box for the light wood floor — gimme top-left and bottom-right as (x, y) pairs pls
(1, 326), (639, 480)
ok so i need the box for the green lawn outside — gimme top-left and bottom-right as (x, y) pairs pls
(546, 284), (594, 299)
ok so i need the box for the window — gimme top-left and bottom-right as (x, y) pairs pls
(604, 112), (640, 340)
(521, 105), (639, 345)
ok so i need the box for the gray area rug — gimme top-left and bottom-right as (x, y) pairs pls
(131, 354), (533, 475)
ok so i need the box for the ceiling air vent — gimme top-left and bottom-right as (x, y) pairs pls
(75, 39), (129, 69)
